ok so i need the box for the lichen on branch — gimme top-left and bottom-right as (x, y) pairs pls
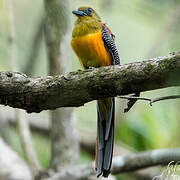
(0, 52), (179, 113)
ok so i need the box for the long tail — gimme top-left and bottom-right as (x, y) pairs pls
(95, 98), (114, 178)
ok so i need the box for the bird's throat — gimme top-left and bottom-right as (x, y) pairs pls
(72, 18), (102, 37)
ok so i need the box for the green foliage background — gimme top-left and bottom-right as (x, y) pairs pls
(0, 0), (180, 178)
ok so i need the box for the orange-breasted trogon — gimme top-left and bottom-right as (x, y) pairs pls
(71, 7), (120, 178)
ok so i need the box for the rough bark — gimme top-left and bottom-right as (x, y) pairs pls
(0, 52), (179, 113)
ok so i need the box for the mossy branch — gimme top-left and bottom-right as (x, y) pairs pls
(0, 52), (180, 113)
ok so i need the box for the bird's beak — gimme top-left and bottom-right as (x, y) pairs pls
(72, 10), (87, 16)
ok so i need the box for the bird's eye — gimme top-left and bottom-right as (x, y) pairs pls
(86, 8), (93, 15)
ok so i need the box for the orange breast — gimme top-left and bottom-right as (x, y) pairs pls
(71, 31), (112, 69)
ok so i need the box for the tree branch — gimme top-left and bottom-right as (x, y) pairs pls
(16, 109), (41, 175)
(119, 95), (180, 107)
(0, 138), (32, 180)
(45, 148), (180, 180)
(7, 0), (41, 175)
(0, 52), (179, 113)
(44, 0), (79, 171)
(0, 108), (164, 179)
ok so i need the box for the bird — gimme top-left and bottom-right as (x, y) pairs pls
(71, 7), (120, 178)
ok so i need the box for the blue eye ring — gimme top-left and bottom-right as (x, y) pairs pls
(86, 8), (93, 15)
